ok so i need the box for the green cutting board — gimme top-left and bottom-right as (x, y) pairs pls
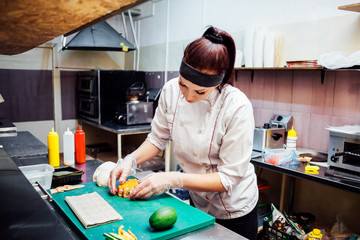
(51, 181), (215, 240)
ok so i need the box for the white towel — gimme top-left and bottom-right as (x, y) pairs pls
(235, 50), (243, 68)
(318, 51), (360, 69)
(253, 28), (267, 68)
(263, 32), (275, 67)
(243, 28), (255, 67)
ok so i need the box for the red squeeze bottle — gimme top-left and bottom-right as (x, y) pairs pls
(75, 125), (86, 164)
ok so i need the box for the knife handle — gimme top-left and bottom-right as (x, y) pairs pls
(34, 181), (53, 202)
(325, 171), (343, 179)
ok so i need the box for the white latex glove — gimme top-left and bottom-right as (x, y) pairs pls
(130, 172), (183, 199)
(93, 161), (117, 187)
(108, 154), (137, 195)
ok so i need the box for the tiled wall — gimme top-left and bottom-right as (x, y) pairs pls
(234, 69), (360, 153)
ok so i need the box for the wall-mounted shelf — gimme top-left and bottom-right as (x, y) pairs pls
(235, 67), (326, 84)
(234, 67), (323, 70)
(235, 67), (360, 84)
(338, 3), (360, 12)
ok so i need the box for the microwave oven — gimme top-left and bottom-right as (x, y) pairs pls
(328, 130), (360, 173)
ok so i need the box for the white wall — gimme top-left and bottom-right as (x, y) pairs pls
(137, 0), (360, 70)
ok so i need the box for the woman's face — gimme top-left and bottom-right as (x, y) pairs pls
(178, 76), (219, 103)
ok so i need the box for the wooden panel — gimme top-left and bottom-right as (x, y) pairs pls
(0, 0), (146, 55)
(338, 3), (360, 12)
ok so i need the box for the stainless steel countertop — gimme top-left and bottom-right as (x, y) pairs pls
(251, 155), (360, 194)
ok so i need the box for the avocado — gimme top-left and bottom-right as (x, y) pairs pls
(149, 206), (177, 230)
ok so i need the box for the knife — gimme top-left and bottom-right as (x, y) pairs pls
(325, 170), (360, 183)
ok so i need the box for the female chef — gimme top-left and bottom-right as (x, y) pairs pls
(108, 26), (258, 239)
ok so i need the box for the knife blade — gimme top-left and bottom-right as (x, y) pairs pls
(325, 170), (360, 183)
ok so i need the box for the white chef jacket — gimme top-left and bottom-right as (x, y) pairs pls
(147, 77), (258, 219)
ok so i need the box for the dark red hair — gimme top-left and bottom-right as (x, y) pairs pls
(183, 26), (236, 86)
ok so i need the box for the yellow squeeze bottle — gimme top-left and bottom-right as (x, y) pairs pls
(48, 128), (60, 167)
(286, 127), (297, 151)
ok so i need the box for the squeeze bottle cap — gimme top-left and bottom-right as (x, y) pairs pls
(309, 229), (322, 238)
(288, 126), (297, 137)
(48, 128), (58, 135)
(64, 127), (72, 135)
(76, 125), (84, 133)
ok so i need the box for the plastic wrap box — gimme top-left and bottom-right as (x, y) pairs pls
(19, 164), (54, 190)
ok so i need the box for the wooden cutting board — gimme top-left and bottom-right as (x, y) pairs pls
(51, 181), (215, 240)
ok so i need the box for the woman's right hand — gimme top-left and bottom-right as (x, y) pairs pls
(108, 154), (137, 195)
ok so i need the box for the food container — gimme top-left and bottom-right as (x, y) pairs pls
(263, 148), (292, 166)
(52, 166), (84, 188)
(19, 164), (54, 190)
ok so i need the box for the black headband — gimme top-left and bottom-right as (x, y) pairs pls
(179, 59), (224, 87)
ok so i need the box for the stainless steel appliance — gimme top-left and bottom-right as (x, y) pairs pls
(115, 101), (153, 125)
(253, 126), (285, 152)
(253, 114), (293, 152)
(269, 114), (293, 131)
(328, 129), (360, 173)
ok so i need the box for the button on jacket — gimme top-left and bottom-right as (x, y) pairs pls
(147, 78), (258, 219)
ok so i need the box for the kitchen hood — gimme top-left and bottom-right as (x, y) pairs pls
(62, 21), (136, 52)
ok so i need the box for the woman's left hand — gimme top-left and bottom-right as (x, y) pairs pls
(130, 172), (183, 199)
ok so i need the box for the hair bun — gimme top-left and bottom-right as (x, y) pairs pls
(204, 33), (223, 44)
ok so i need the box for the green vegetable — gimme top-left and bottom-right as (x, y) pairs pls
(110, 232), (125, 240)
(104, 233), (117, 240)
(103, 232), (125, 240)
(149, 206), (177, 230)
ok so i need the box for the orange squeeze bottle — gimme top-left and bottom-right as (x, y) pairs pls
(75, 125), (86, 164)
